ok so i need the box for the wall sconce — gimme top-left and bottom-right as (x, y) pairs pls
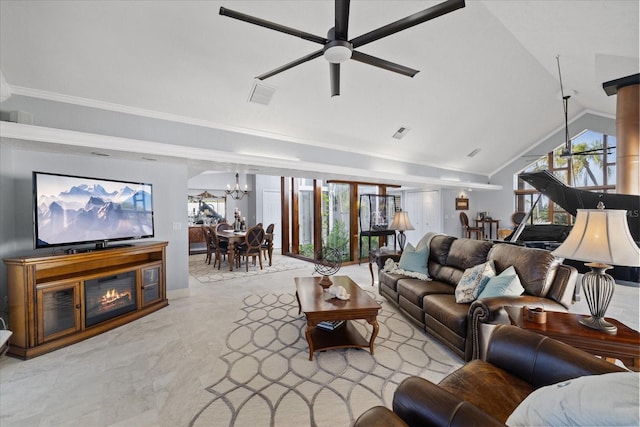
(225, 173), (250, 200)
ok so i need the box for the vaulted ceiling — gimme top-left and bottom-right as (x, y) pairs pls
(0, 1), (638, 186)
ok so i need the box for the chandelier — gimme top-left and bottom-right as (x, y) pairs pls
(225, 173), (249, 200)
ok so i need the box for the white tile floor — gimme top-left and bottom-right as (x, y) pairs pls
(0, 256), (638, 427)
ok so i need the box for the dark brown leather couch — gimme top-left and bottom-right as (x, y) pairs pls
(377, 234), (578, 361)
(354, 325), (626, 427)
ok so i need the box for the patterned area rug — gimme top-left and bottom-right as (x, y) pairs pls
(190, 292), (462, 427)
(189, 254), (312, 283)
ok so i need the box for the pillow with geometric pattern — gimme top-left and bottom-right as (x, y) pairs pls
(455, 260), (495, 303)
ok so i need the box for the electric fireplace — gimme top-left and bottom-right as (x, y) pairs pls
(84, 272), (137, 327)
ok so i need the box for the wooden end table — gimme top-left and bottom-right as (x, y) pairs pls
(294, 276), (381, 361)
(505, 306), (640, 371)
(368, 249), (401, 286)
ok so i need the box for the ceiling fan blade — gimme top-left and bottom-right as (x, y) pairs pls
(349, 0), (465, 49)
(220, 7), (328, 45)
(335, 0), (351, 40)
(330, 63), (340, 97)
(351, 51), (419, 77)
(256, 50), (324, 80)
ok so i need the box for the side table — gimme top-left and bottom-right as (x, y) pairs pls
(368, 249), (401, 286)
(505, 306), (640, 371)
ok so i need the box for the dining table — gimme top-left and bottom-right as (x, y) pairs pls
(217, 229), (246, 271)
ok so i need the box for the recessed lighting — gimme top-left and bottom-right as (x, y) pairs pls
(91, 152), (110, 157)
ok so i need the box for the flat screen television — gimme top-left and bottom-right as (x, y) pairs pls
(33, 171), (154, 249)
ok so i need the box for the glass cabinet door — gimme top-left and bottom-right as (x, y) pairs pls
(141, 264), (162, 306)
(36, 281), (81, 343)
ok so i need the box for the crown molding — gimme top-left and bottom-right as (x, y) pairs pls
(8, 85), (490, 176)
(0, 122), (502, 191)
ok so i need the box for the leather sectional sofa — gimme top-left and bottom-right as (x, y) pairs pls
(377, 233), (578, 361)
(354, 325), (629, 427)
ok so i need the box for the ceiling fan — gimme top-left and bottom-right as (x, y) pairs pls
(219, 0), (466, 97)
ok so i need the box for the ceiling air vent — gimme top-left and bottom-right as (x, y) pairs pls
(467, 148), (481, 158)
(393, 126), (410, 140)
(248, 81), (276, 105)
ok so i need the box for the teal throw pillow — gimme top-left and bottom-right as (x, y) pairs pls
(455, 260), (496, 303)
(398, 243), (429, 276)
(477, 266), (524, 299)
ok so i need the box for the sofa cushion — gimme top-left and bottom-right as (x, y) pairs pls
(446, 238), (494, 271)
(506, 372), (640, 427)
(488, 244), (560, 297)
(429, 235), (456, 265)
(423, 294), (468, 337)
(439, 359), (536, 423)
(398, 278), (454, 306)
(379, 270), (406, 292)
(455, 260), (496, 303)
(478, 266), (524, 299)
(398, 243), (429, 276)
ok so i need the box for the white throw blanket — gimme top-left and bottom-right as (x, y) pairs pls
(381, 232), (442, 281)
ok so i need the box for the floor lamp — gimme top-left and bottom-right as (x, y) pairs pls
(390, 211), (415, 252)
(552, 204), (640, 333)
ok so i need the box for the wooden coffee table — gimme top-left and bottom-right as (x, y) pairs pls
(294, 276), (381, 361)
(505, 306), (640, 371)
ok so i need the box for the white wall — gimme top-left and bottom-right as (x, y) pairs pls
(0, 144), (190, 303)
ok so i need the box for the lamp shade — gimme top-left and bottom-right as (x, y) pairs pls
(552, 209), (640, 267)
(390, 211), (415, 232)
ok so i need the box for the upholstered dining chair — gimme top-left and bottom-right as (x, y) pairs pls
(261, 223), (275, 266)
(460, 212), (484, 239)
(217, 222), (232, 232)
(235, 225), (265, 271)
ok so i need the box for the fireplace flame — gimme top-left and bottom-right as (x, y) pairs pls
(101, 289), (132, 305)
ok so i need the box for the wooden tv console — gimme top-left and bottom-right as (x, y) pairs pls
(4, 241), (168, 359)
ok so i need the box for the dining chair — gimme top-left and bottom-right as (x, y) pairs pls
(459, 212), (484, 239)
(261, 223), (275, 266)
(235, 225), (265, 271)
(208, 226), (229, 269)
(217, 222), (232, 232)
(203, 226), (214, 265)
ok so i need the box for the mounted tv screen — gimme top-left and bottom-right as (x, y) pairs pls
(33, 171), (154, 249)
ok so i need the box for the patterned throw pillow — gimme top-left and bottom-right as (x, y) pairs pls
(477, 266), (525, 298)
(455, 260), (496, 303)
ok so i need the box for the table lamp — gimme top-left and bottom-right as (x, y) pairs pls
(390, 211), (415, 252)
(552, 203), (640, 333)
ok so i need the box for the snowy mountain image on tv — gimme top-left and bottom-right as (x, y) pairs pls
(34, 173), (154, 247)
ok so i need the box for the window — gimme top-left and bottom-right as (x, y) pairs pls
(515, 131), (616, 224)
(321, 182), (350, 261)
(281, 177), (397, 263)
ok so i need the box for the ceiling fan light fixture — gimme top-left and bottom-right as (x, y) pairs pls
(323, 40), (353, 63)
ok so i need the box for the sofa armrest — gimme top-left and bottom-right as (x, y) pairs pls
(485, 325), (626, 388)
(392, 377), (505, 427)
(375, 253), (401, 269)
(353, 406), (409, 427)
(467, 295), (569, 360)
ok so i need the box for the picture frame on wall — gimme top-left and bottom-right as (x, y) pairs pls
(455, 197), (468, 210)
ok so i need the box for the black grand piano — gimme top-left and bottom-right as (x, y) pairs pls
(506, 171), (640, 283)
